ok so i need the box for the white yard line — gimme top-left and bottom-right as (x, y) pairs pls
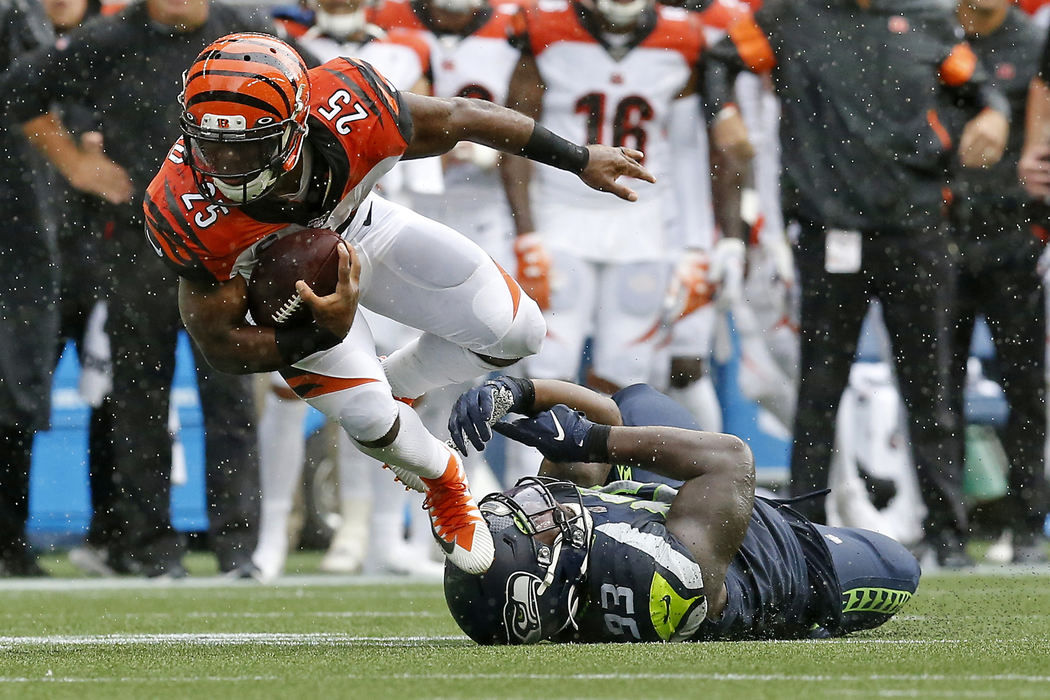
(354, 672), (1050, 684)
(0, 633), (466, 647)
(0, 573), (442, 592)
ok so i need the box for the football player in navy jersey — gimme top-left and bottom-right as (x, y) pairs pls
(444, 378), (921, 643)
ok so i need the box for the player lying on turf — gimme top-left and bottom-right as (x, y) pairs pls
(443, 378), (921, 642)
(144, 33), (653, 575)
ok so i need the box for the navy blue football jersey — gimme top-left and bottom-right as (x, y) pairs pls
(556, 482), (842, 643)
(559, 482), (708, 643)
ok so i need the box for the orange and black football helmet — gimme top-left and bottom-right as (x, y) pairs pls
(179, 33), (311, 205)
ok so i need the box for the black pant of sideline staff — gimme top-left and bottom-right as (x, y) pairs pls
(789, 220), (969, 565)
(950, 206), (1048, 562)
(105, 230), (259, 577)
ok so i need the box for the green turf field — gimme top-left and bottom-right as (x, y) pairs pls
(1, 553), (1048, 700)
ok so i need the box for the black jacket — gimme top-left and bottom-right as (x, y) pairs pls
(0, 0), (58, 430)
(3, 0), (276, 230)
(705, 0), (1008, 231)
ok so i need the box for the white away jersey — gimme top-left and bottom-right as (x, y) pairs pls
(514, 0), (703, 209)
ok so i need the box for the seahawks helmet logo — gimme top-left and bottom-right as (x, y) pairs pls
(503, 572), (543, 644)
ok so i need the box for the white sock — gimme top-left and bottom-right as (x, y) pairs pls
(253, 392), (308, 575)
(382, 333), (497, 400)
(337, 428), (377, 502)
(354, 401), (449, 480)
(366, 470), (410, 570)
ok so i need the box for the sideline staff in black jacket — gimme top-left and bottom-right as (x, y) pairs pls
(705, 0), (1009, 567)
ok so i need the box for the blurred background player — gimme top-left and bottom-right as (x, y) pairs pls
(949, 0), (1048, 564)
(35, 0), (128, 576)
(253, 0), (442, 581)
(500, 0), (744, 480)
(705, 0), (1010, 567)
(695, 0), (798, 433)
(370, 0), (520, 495)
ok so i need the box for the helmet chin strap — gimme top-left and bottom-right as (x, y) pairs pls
(595, 0), (647, 28)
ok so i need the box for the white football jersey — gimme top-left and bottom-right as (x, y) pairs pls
(516, 0), (704, 259)
(371, 1), (524, 258)
(297, 26), (429, 90)
(522, 1), (701, 204)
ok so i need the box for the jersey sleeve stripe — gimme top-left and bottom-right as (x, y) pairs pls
(282, 373), (380, 399)
(324, 66), (385, 121)
(727, 15), (776, 72)
(349, 59), (415, 141)
(347, 58), (403, 117)
(144, 199), (206, 276)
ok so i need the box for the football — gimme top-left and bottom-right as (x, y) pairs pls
(247, 228), (343, 327)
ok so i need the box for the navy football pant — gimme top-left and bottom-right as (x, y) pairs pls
(814, 525), (920, 633)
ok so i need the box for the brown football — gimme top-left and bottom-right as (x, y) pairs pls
(247, 228), (343, 327)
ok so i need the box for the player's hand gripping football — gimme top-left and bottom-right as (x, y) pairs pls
(296, 242), (360, 340)
(579, 145), (656, 201)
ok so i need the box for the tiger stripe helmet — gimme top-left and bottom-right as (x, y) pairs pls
(179, 32), (311, 205)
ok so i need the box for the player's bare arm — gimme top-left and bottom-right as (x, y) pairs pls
(179, 243), (359, 374)
(1020, 76), (1050, 198)
(492, 399), (754, 617)
(400, 90), (654, 202)
(500, 54), (545, 234)
(22, 112), (133, 204)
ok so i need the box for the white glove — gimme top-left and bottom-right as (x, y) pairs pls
(710, 238), (746, 310)
(764, 233), (796, 288)
(665, 249), (715, 323)
(78, 300), (112, 407)
(1038, 245), (1050, 286)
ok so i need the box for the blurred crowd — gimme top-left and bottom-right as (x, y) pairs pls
(1, 0), (1048, 579)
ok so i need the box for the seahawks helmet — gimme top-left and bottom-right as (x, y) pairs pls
(443, 477), (592, 645)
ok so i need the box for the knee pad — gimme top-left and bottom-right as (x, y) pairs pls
(476, 294), (546, 361)
(331, 383), (399, 444)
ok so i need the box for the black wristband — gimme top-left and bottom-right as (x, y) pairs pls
(505, 376), (536, 413)
(275, 322), (342, 365)
(583, 423), (612, 463)
(519, 123), (590, 175)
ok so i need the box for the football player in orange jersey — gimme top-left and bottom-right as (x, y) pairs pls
(144, 32), (652, 574)
(253, 0), (446, 581)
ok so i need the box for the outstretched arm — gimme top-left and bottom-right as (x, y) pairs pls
(494, 404), (754, 616)
(401, 91), (655, 202)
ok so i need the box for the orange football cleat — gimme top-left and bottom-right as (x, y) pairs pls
(422, 451), (494, 574)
